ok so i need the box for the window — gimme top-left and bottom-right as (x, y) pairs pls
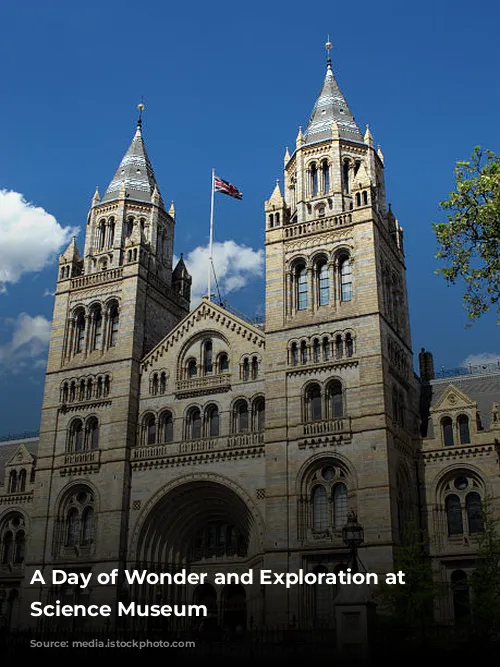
(125, 218), (134, 237)
(442, 417), (454, 446)
(143, 414), (156, 445)
(98, 221), (106, 250)
(458, 415), (470, 444)
(451, 570), (470, 624)
(296, 265), (308, 310)
(443, 474), (484, 538)
(306, 383), (322, 422)
(151, 374), (159, 394)
(203, 340), (213, 375)
(159, 411), (174, 443)
(342, 159), (350, 194)
(327, 380), (343, 419)
(291, 342), (298, 366)
(300, 340), (308, 365)
(160, 372), (167, 393)
(75, 312), (86, 354)
(191, 522), (247, 560)
(219, 353), (229, 373)
(87, 417), (99, 450)
(242, 358), (250, 381)
(306, 464), (351, 537)
(251, 356), (258, 379)
(18, 469), (26, 492)
(446, 495), (463, 535)
(310, 163), (318, 197)
(322, 160), (330, 193)
(345, 333), (354, 357)
(92, 307), (102, 351)
(340, 257), (352, 302)
(108, 218), (115, 247)
(86, 379), (93, 400)
(335, 334), (343, 359)
(61, 489), (96, 552)
(187, 359), (197, 378)
(313, 339), (320, 363)
(234, 400), (249, 433)
(82, 508), (95, 545)
(67, 508), (80, 546)
(8, 471), (17, 494)
(322, 337), (330, 361)
(1, 514), (26, 566)
(466, 492), (483, 533)
(70, 419), (84, 452)
(312, 486), (328, 531)
(206, 405), (220, 437)
(187, 407), (202, 440)
(317, 261), (330, 306)
(254, 398), (265, 431)
(109, 304), (119, 347)
(333, 483), (348, 530)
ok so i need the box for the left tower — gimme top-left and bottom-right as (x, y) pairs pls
(23, 112), (191, 623)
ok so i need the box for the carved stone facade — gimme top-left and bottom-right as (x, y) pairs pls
(0, 51), (499, 632)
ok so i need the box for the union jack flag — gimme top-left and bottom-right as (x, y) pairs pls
(214, 175), (243, 200)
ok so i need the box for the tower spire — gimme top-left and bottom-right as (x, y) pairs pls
(325, 37), (333, 70)
(137, 99), (144, 128)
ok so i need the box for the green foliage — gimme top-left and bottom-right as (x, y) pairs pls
(470, 502), (500, 636)
(433, 146), (500, 323)
(377, 521), (445, 627)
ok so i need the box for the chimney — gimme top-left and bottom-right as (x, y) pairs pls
(419, 348), (435, 382)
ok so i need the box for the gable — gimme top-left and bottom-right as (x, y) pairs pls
(431, 384), (477, 414)
(5, 443), (35, 468)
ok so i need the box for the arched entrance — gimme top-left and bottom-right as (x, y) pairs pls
(222, 584), (247, 631)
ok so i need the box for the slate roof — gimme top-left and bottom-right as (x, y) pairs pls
(101, 120), (165, 208)
(304, 59), (363, 146)
(0, 437), (39, 488)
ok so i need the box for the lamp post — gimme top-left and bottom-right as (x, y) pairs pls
(341, 510), (364, 574)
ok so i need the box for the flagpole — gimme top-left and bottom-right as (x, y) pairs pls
(208, 168), (215, 301)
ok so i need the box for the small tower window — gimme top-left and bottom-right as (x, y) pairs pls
(75, 312), (86, 354)
(342, 159), (350, 194)
(109, 305), (119, 347)
(108, 218), (115, 247)
(92, 307), (102, 351)
(242, 358), (250, 381)
(327, 380), (343, 419)
(297, 265), (308, 310)
(340, 257), (352, 302)
(363, 191), (368, 205)
(317, 260), (330, 306)
(218, 353), (229, 373)
(322, 160), (330, 194)
(291, 342), (298, 366)
(206, 405), (220, 437)
(345, 333), (354, 358)
(98, 221), (106, 251)
(310, 163), (318, 197)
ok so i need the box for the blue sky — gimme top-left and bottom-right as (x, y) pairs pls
(0, 0), (499, 435)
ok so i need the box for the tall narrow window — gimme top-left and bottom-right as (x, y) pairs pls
(342, 160), (350, 194)
(313, 339), (320, 363)
(333, 483), (348, 530)
(2, 532), (13, 564)
(144, 415), (156, 445)
(160, 372), (167, 393)
(235, 401), (249, 433)
(207, 406), (220, 437)
(442, 417), (454, 446)
(312, 486), (328, 531)
(297, 265), (308, 310)
(446, 494), (463, 535)
(300, 340), (308, 364)
(107, 219), (115, 247)
(340, 258), (352, 302)
(190, 408), (202, 440)
(322, 160), (330, 193)
(311, 163), (318, 196)
(458, 415), (470, 445)
(322, 337), (330, 361)
(187, 359), (197, 377)
(451, 570), (470, 624)
(291, 343), (298, 366)
(307, 384), (322, 421)
(14, 531), (25, 564)
(18, 469), (26, 493)
(318, 261), (330, 306)
(92, 308), (102, 350)
(152, 374), (159, 394)
(219, 353), (229, 373)
(255, 398), (265, 431)
(98, 221), (106, 250)
(67, 508), (80, 546)
(335, 335), (343, 359)
(160, 411), (174, 442)
(87, 418), (99, 450)
(70, 420), (84, 452)
(345, 333), (354, 357)
(242, 358), (250, 381)
(203, 340), (213, 375)
(327, 380), (343, 419)
(82, 508), (95, 545)
(251, 357), (258, 379)
(466, 492), (483, 533)
(109, 305), (119, 347)
(75, 312), (86, 354)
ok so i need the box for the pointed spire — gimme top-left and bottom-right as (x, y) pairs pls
(169, 201), (175, 218)
(364, 124), (374, 147)
(268, 179), (284, 203)
(92, 186), (100, 206)
(284, 146), (291, 164)
(296, 126), (305, 148)
(102, 103), (164, 208)
(60, 236), (81, 263)
(377, 144), (384, 164)
(304, 41), (363, 145)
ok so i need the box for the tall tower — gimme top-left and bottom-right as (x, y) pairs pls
(23, 108), (191, 618)
(263, 43), (418, 625)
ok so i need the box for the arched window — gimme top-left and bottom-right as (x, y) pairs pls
(109, 304), (119, 347)
(160, 372), (167, 393)
(317, 260), (330, 306)
(356, 192), (361, 207)
(103, 375), (110, 396)
(2, 531), (14, 564)
(313, 339), (320, 363)
(340, 257), (352, 302)
(62, 382), (69, 403)
(310, 162), (318, 197)
(159, 411), (174, 443)
(18, 469), (26, 493)
(269, 213), (274, 227)
(79, 379), (85, 401)
(70, 419), (84, 452)
(300, 340), (308, 364)
(203, 340), (213, 375)
(143, 414), (156, 445)
(98, 221), (106, 250)
(291, 342), (298, 366)
(82, 508), (95, 546)
(333, 483), (348, 530)
(342, 159), (350, 194)
(96, 377), (102, 398)
(187, 358), (197, 378)
(92, 307), (102, 351)
(86, 378), (93, 400)
(335, 334), (343, 359)
(187, 407), (202, 440)
(251, 356), (258, 379)
(87, 418), (99, 450)
(107, 219), (115, 247)
(296, 264), (308, 310)
(458, 415), (470, 445)
(442, 417), (454, 446)
(9, 471), (17, 494)
(362, 191), (368, 205)
(322, 337), (330, 361)
(151, 373), (159, 394)
(242, 358), (250, 381)
(75, 312), (86, 354)
(322, 160), (330, 193)
(312, 486), (328, 531)
(1, 515), (26, 567)
(466, 492), (483, 533)
(254, 398), (265, 431)
(345, 333), (354, 357)
(446, 495), (463, 535)
(125, 218), (134, 237)
(67, 508), (80, 546)
(219, 353), (229, 373)
(234, 400), (249, 433)
(206, 405), (220, 437)
(327, 380), (343, 419)
(14, 531), (25, 564)
(306, 384), (322, 422)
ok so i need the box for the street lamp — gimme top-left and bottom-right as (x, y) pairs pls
(342, 511), (364, 573)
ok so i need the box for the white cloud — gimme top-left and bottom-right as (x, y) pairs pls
(176, 240), (264, 305)
(0, 190), (77, 291)
(43, 288), (56, 297)
(0, 313), (51, 375)
(462, 353), (500, 368)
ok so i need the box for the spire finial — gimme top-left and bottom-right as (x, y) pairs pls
(137, 98), (145, 128)
(325, 37), (333, 70)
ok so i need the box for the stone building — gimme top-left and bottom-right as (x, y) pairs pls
(0, 45), (499, 632)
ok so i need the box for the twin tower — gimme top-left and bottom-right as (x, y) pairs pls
(24, 44), (415, 628)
